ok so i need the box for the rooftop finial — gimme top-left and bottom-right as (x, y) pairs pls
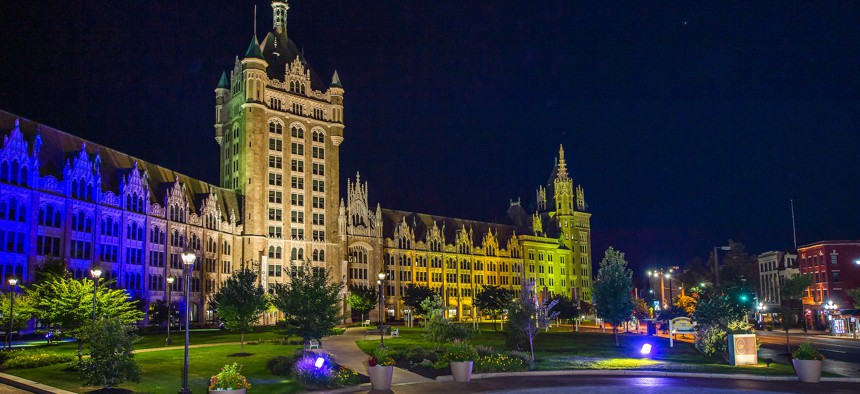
(557, 144), (569, 179)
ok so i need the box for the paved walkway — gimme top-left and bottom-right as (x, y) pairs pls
(318, 327), (433, 385)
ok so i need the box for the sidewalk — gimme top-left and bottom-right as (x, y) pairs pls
(319, 327), (432, 385)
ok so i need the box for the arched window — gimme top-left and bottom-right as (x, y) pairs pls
(291, 247), (297, 260)
(0, 161), (8, 182)
(268, 246), (275, 258)
(312, 250), (319, 261)
(276, 246), (282, 259)
(319, 250), (325, 262)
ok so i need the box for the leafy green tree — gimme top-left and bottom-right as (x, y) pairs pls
(346, 284), (377, 323)
(271, 263), (343, 348)
(474, 285), (514, 329)
(674, 294), (698, 316)
(402, 284), (435, 316)
(692, 289), (755, 359)
(148, 300), (179, 328)
(507, 268), (558, 365)
(421, 294), (450, 351)
(0, 291), (38, 342)
(779, 273), (814, 353)
(212, 267), (267, 353)
(632, 297), (650, 320)
(29, 277), (144, 360)
(593, 247), (634, 346)
(76, 316), (141, 387)
(34, 258), (70, 283)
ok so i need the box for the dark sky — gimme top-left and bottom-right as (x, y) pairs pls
(2, 1), (860, 273)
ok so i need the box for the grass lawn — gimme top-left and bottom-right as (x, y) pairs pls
(4, 327), (307, 393)
(356, 326), (808, 377)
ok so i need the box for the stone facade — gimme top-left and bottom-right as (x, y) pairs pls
(757, 250), (798, 308)
(0, 1), (593, 325)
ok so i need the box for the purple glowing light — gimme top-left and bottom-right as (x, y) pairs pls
(314, 357), (325, 369)
(641, 344), (652, 355)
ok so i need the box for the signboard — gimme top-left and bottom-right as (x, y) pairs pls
(728, 334), (758, 366)
(669, 317), (695, 347)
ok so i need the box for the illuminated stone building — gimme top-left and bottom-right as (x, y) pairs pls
(341, 145), (593, 321)
(0, 1), (592, 324)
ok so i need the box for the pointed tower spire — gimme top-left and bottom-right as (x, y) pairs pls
(331, 70), (343, 88)
(244, 35), (264, 59)
(216, 71), (229, 89)
(272, 1), (289, 34)
(557, 144), (569, 180)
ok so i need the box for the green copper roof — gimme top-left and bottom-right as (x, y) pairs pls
(244, 35), (264, 59)
(216, 71), (229, 89)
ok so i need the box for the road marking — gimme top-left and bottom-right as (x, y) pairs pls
(823, 349), (847, 353)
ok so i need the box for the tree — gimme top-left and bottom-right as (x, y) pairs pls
(692, 289), (754, 360)
(674, 294), (698, 316)
(148, 299), (179, 328)
(76, 316), (141, 387)
(29, 277), (144, 360)
(507, 267), (558, 365)
(632, 297), (650, 321)
(421, 294), (449, 351)
(402, 284), (435, 316)
(474, 285), (514, 329)
(847, 288), (860, 308)
(34, 257), (70, 283)
(0, 291), (38, 341)
(593, 247), (634, 346)
(718, 240), (758, 289)
(550, 294), (577, 322)
(211, 267), (267, 353)
(779, 273), (814, 353)
(271, 263), (343, 348)
(346, 284), (377, 323)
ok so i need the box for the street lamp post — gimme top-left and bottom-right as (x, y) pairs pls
(90, 267), (103, 320)
(377, 271), (386, 348)
(166, 276), (175, 346)
(713, 245), (731, 287)
(648, 269), (672, 309)
(6, 277), (17, 351)
(179, 247), (197, 394)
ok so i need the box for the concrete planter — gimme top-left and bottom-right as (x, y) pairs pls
(367, 365), (394, 390)
(209, 389), (246, 394)
(450, 361), (473, 382)
(792, 359), (822, 383)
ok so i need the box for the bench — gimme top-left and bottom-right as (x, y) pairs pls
(390, 327), (400, 338)
(308, 339), (320, 349)
(364, 325), (389, 338)
(361, 319), (371, 327)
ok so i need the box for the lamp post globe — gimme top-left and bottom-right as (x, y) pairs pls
(166, 276), (175, 345)
(6, 277), (17, 351)
(179, 247), (196, 394)
(90, 267), (102, 321)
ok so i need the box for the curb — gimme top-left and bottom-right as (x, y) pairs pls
(0, 372), (76, 394)
(433, 369), (860, 383)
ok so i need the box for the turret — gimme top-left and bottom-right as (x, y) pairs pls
(553, 145), (574, 216)
(272, 1), (289, 34)
(214, 71), (230, 146)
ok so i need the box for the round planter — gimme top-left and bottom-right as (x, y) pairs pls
(792, 359), (822, 383)
(450, 360), (473, 382)
(209, 389), (246, 394)
(367, 364), (394, 390)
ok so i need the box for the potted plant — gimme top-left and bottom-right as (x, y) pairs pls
(209, 363), (251, 393)
(791, 342), (825, 383)
(443, 339), (478, 382)
(367, 347), (395, 391)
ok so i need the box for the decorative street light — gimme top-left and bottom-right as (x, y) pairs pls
(377, 271), (386, 348)
(166, 275), (175, 346)
(647, 268), (672, 309)
(6, 277), (17, 351)
(90, 266), (103, 320)
(713, 245), (731, 287)
(179, 247), (197, 394)
(756, 302), (766, 323)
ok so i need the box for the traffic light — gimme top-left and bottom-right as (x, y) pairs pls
(739, 294), (748, 302)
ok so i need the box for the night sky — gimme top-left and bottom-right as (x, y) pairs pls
(2, 1), (860, 273)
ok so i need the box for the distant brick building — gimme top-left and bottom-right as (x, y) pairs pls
(797, 241), (860, 327)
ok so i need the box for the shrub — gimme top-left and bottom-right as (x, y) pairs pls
(475, 353), (527, 373)
(74, 317), (141, 387)
(476, 345), (496, 357)
(424, 350), (440, 363)
(332, 366), (361, 387)
(368, 347), (395, 367)
(505, 322), (528, 351)
(792, 342), (824, 361)
(294, 353), (335, 388)
(266, 355), (294, 376)
(2, 350), (74, 369)
(446, 323), (475, 341)
(405, 346), (427, 363)
(503, 350), (531, 365)
(442, 340), (478, 362)
(209, 363), (251, 391)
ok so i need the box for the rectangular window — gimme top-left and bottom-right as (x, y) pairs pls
(291, 228), (304, 240)
(291, 142), (304, 155)
(291, 176), (304, 189)
(312, 196), (325, 209)
(268, 190), (282, 204)
(291, 159), (304, 172)
(312, 179), (325, 192)
(268, 173), (282, 186)
(268, 226), (283, 238)
(312, 163), (325, 176)
(268, 209), (283, 221)
(312, 213), (325, 225)
(269, 138), (282, 152)
(312, 146), (325, 159)
(291, 211), (304, 223)
(291, 193), (304, 206)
